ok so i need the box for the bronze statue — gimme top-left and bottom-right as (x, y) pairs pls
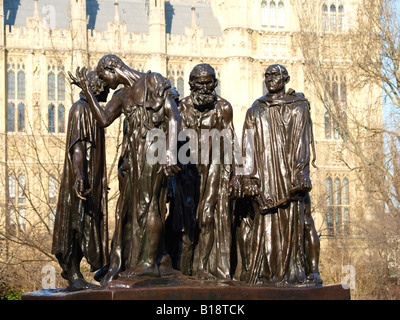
(232, 64), (322, 286)
(166, 64), (236, 280)
(69, 55), (181, 283)
(51, 71), (110, 291)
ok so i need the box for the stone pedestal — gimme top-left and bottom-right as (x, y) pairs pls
(22, 275), (350, 300)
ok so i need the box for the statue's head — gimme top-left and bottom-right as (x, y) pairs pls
(96, 54), (125, 90)
(189, 64), (218, 107)
(87, 71), (109, 103)
(264, 64), (290, 94)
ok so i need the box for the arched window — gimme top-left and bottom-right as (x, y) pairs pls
(17, 70), (25, 100)
(168, 68), (176, 90)
(278, 1), (284, 28)
(342, 178), (349, 205)
(326, 177), (333, 205)
(335, 207), (341, 234)
(18, 174), (26, 204)
(340, 76), (347, 109)
(168, 65), (185, 98)
(327, 208), (333, 235)
(177, 77), (184, 98)
(269, 1), (276, 27)
(7, 60), (26, 133)
(7, 70), (15, 100)
(325, 71), (348, 140)
(326, 176), (350, 236)
(8, 175), (16, 203)
(48, 72), (56, 101)
(332, 77), (339, 104)
(323, 2), (344, 32)
(338, 4), (344, 31)
(343, 208), (349, 233)
(58, 104), (65, 133)
(47, 63), (67, 134)
(343, 177), (350, 234)
(168, 77), (175, 89)
(7, 102), (15, 132)
(325, 111), (331, 139)
(49, 176), (57, 204)
(18, 103), (25, 132)
(322, 4), (328, 30)
(333, 121), (339, 139)
(58, 72), (65, 101)
(334, 177), (341, 205)
(48, 104), (55, 133)
(261, 1), (268, 27)
(330, 4), (337, 31)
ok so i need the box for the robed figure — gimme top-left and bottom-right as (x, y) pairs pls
(166, 64), (236, 280)
(235, 64), (322, 286)
(70, 56), (181, 283)
(52, 71), (110, 291)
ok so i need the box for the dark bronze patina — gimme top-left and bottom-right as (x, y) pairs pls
(51, 71), (110, 292)
(69, 55), (181, 284)
(166, 64), (236, 280)
(232, 64), (322, 287)
(47, 57), (327, 297)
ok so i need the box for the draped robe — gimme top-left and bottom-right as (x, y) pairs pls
(166, 96), (233, 279)
(243, 90), (312, 286)
(52, 99), (109, 272)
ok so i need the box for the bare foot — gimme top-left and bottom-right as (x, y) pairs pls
(133, 262), (160, 277)
(67, 277), (98, 292)
(305, 272), (323, 286)
(159, 253), (179, 277)
(193, 270), (216, 280)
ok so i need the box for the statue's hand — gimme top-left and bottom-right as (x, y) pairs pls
(242, 179), (260, 197)
(68, 67), (90, 93)
(156, 150), (180, 178)
(289, 175), (312, 199)
(229, 175), (242, 199)
(74, 173), (91, 201)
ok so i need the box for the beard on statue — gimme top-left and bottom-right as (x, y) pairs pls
(191, 89), (217, 108)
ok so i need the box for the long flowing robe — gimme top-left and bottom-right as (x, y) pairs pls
(110, 90), (167, 273)
(243, 90), (312, 286)
(105, 74), (179, 280)
(52, 99), (109, 272)
(166, 96), (233, 279)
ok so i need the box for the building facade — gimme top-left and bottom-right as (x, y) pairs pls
(0, 0), (383, 281)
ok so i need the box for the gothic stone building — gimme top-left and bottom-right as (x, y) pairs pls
(0, 0), (382, 280)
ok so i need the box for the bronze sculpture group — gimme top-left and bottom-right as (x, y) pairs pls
(52, 54), (323, 292)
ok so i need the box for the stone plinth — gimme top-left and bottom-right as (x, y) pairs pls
(22, 275), (350, 300)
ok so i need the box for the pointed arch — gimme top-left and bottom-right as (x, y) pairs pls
(278, 1), (284, 27)
(261, 0), (268, 27)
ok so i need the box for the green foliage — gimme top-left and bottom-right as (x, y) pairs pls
(0, 282), (22, 300)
